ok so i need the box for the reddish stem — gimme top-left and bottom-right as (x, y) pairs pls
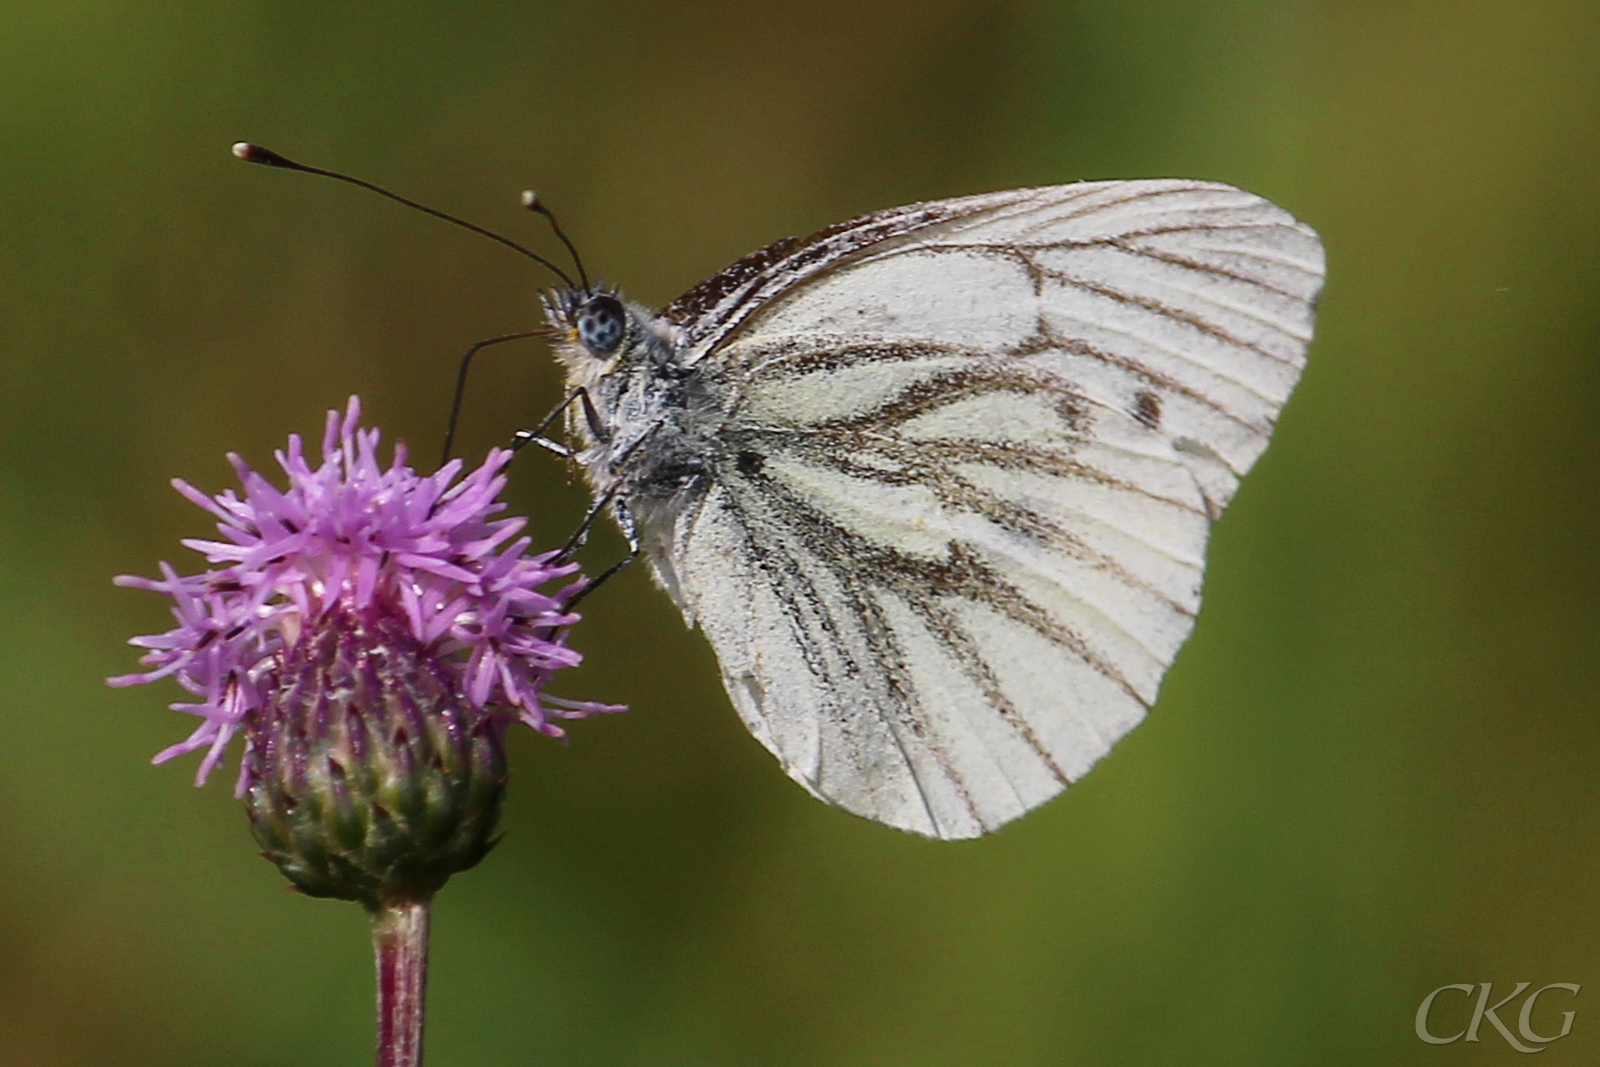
(371, 895), (432, 1067)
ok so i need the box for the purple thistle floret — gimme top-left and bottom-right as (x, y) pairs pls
(110, 397), (621, 794)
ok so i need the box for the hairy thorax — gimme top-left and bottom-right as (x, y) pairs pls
(545, 295), (725, 514)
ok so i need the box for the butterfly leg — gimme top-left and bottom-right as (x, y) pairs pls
(510, 428), (573, 458)
(508, 387), (612, 460)
(563, 495), (640, 610)
(439, 329), (555, 466)
(554, 482), (622, 562)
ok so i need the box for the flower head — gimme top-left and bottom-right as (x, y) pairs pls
(111, 397), (620, 794)
(112, 398), (621, 903)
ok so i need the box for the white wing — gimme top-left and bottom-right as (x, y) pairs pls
(651, 180), (1323, 839)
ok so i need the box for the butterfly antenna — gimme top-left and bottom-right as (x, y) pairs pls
(232, 142), (576, 287)
(520, 190), (590, 292)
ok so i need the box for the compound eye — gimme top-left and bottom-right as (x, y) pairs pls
(577, 294), (626, 355)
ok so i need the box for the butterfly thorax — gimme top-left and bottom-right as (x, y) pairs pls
(540, 288), (723, 512)
(527, 180), (1324, 840)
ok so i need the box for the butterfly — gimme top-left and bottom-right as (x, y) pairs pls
(530, 179), (1325, 840)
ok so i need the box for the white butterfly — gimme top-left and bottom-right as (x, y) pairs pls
(536, 180), (1324, 840)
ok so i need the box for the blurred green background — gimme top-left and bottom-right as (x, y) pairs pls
(0, 0), (1595, 1064)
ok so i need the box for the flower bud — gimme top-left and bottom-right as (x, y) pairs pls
(243, 604), (507, 907)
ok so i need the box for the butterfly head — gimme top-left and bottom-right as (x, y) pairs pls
(541, 286), (682, 389)
(542, 286), (637, 363)
(574, 293), (627, 354)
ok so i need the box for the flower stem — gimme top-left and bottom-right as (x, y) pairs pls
(370, 895), (433, 1067)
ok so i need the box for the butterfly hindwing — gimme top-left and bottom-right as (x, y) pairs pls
(646, 180), (1323, 838)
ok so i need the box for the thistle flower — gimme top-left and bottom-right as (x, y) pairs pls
(111, 397), (620, 903)
(112, 397), (623, 1065)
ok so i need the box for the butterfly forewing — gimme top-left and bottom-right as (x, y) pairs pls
(650, 180), (1323, 839)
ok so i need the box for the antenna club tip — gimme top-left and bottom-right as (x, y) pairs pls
(233, 142), (290, 167)
(520, 189), (540, 210)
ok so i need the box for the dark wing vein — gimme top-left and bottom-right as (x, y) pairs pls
(719, 477), (972, 827)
